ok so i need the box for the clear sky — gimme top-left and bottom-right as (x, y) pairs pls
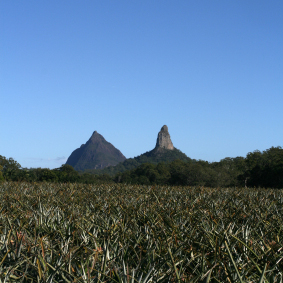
(1, 1), (282, 169)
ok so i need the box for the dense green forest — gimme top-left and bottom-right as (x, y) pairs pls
(89, 147), (191, 176)
(1, 146), (283, 188)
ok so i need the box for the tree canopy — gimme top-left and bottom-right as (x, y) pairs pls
(1, 146), (283, 188)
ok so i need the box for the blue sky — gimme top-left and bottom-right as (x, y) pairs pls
(1, 1), (282, 169)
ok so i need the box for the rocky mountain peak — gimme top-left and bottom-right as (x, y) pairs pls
(155, 125), (174, 150)
(89, 131), (105, 143)
(66, 131), (126, 171)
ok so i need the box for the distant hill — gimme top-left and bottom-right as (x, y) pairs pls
(66, 131), (126, 171)
(90, 125), (192, 176)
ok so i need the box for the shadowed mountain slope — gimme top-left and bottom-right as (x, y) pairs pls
(66, 131), (126, 171)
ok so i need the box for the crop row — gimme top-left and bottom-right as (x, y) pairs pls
(0, 182), (282, 282)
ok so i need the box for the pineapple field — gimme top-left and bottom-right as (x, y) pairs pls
(0, 182), (282, 282)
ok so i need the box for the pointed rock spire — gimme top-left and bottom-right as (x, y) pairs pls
(155, 125), (174, 150)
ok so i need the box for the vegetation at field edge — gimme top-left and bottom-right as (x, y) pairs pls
(1, 146), (283, 189)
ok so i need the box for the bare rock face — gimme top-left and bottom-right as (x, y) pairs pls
(155, 125), (174, 150)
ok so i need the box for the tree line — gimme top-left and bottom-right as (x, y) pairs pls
(0, 157), (112, 184)
(1, 146), (283, 188)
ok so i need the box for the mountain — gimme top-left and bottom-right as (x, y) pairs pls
(92, 125), (191, 176)
(66, 131), (126, 171)
(155, 125), (174, 150)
